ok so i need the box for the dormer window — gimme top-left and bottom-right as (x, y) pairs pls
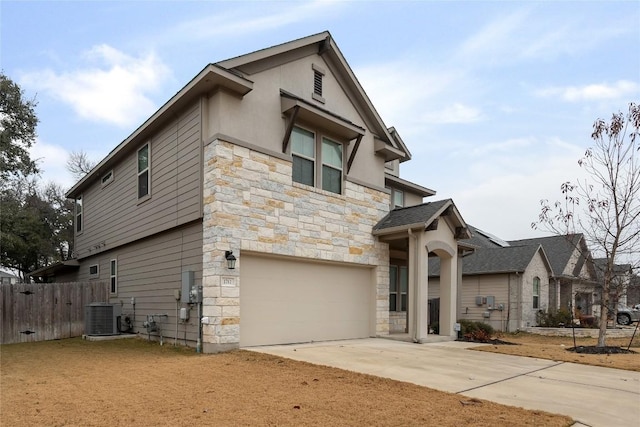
(312, 64), (325, 103)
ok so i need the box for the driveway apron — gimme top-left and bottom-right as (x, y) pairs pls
(249, 338), (640, 426)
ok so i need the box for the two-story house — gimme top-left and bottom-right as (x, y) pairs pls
(33, 32), (470, 352)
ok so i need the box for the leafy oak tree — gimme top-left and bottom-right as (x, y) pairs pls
(535, 102), (640, 347)
(1, 72), (39, 182)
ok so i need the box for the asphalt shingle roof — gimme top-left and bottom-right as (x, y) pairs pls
(373, 199), (451, 231)
(508, 234), (583, 277)
(429, 244), (542, 276)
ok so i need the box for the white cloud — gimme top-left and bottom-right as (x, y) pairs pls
(422, 103), (483, 124)
(20, 45), (171, 127)
(159, 0), (343, 45)
(29, 139), (74, 190)
(536, 80), (640, 102)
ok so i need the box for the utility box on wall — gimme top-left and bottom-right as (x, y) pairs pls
(486, 296), (495, 310)
(181, 271), (195, 304)
(475, 296), (484, 306)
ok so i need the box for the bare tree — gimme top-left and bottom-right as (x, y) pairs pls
(66, 150), (96, 181)
(535, 102), (640, 347)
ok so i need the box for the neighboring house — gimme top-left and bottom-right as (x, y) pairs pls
(593, 258), (632, 308)
(0, 271), (20, 285)
(31, 32), (470, 352)
(509, 234), (598, 317)
(428, 226), (553, 332)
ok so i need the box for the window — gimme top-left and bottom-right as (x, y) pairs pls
(389, 265), (408, 312)
(291, 127), (315, 186)
(75, 195), (83, 233)
(290, 126), (344, 195)
(110, 259), (117, 294)
(321, 137), (342, 194)
(393, 189), (404, 208)
(101, 170), (113, 186)
(138, 144), (150, 199)
(533, 277), (540, 309)
(89, 264), (99, 278)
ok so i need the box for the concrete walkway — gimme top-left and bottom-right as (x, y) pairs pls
(249, 338), (640, 426)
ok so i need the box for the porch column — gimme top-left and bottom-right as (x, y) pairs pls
(407, 229), (428, 342)
(439, 254), (458, 337)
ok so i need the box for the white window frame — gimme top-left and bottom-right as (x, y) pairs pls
(533, 277), (540, 309)
(75, 195), (83, 234)
(321, 137), (343, 194)
(101, 170), (114, 187)
(89, 264), (99, 279)
(393, 189), (404, 208)
(290, 125), (345, 195)
(137, 143), (150, 200)
(110, 259), (117, 295)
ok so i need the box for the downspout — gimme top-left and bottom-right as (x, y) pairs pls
(506, 274), (511, 332)
(408, 229), (419, 343)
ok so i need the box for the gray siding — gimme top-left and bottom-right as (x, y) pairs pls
(75, 102), (202, 260)
(74, 221), (203, 346)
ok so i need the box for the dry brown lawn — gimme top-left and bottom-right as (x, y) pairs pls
(475, 330), (640, 371)
(0, 337), (574, 427)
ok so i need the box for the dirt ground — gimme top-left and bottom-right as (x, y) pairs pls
(475, 331), (640, 371)
(1, 338), (573, 427)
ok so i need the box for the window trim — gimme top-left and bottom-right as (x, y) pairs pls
(137, 143), (151, 201)
(89, 264), (99, 279)
(75, 195), (83, 235)
(110, 259), (117, 295)
(533, 276), (540, 309)
(290, 125), (345, 195)
(321, 137), (343, 194)
(389, 265), (408, 312)
(393, 189), (404, 208)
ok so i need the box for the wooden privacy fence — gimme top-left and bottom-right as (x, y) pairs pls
(1, 281), (108, 345)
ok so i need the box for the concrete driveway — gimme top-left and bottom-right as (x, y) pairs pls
(249, 338), (640, 426)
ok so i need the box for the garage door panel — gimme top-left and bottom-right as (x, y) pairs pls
(240, 255), (372, 347)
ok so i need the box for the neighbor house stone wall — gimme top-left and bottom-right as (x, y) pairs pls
(201, 139), (390, 351)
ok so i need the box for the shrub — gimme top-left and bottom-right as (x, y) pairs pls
(458, 319), (494, 342)
(536, 309), (573, 327)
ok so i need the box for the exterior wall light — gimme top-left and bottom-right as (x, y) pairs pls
(225, 250), (237, 269)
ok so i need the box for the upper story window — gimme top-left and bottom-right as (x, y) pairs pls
(393, 189), (404, 208)
(75, 195), (83, 234)
(101, 170), (113, 187)
(533, 277), (540, 309)
(137, 144), (150, 199)
(290, 126), (344, 195)
(89, 264), (99, 278)
(321, 137), (343, 194)
(291, 127), (315, 186)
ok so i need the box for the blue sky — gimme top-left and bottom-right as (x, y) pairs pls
(2, 0), (639, 240)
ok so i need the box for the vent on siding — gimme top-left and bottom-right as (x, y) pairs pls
(85, 303), (121, 335)
(313, 70), (323, 97)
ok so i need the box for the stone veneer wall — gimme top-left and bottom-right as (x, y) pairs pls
(201, 139), (391, 352)
(389, 312), (407, 333)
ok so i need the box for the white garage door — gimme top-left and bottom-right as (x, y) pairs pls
(240, 255), (373, 347)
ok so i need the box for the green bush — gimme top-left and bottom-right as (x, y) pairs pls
(536, 309), (573, 327)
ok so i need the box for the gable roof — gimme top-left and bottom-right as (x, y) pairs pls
(373, 199), (470, 238)
(429, 244), (549, 276)
(67, 32), (409, 198)
(508, 234), (587, 278)
(466, 225), (511, 249)
(217, 31), (410, 161)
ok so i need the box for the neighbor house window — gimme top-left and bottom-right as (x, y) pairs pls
(393, 189), (404, 208)
(290, 126), (344, 195)
(89, 264), (99, 278)
(75, 195), (83, 233)
(389, 265), (408, 312)
(110, 259), (117, 294)
(533, 277), (540, 309)
(138, 144), (150, 199)
(321, 137), (342, 194)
